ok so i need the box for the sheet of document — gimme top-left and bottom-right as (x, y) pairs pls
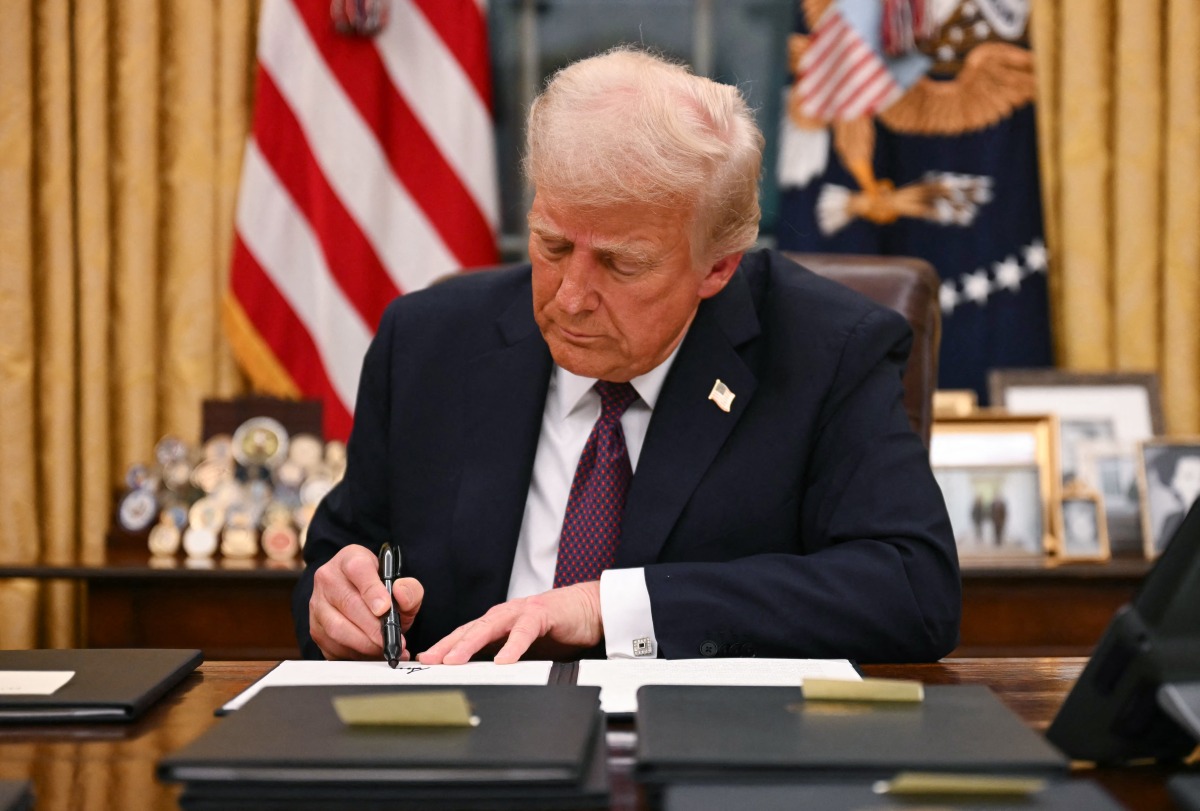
(221, 660), (555, 712)
(577, 658), (861, 714)
(0, 670), (74, 696)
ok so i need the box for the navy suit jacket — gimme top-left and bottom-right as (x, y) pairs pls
(293, 249), (961, 662)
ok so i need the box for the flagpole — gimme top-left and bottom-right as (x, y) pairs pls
(692, 0), (714, 77)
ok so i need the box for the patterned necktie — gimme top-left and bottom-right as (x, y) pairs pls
(553, 381), (640, 587)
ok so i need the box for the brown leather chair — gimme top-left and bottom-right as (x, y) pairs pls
(783, 253), (941, 449)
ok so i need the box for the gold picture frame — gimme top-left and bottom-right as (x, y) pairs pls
(930, 414), (1060, 561)
(1056, 484), (1111, 562)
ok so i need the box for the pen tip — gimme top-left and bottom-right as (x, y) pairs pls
(388, 657), (400, 669)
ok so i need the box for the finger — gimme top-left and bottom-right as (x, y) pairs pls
(340, 547), (390, 615)
(311, 598), (380, 660)
(493, 612), (545, 664)
(313, 560), (385, 646)
(444, 608), (524, 665)
(394, 577), (424, 631)
(417, 621), (476, 664)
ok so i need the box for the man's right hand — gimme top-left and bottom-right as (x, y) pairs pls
(309, 544), (424, 661)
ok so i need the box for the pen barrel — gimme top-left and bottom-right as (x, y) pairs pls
(382, 609), (402, 661)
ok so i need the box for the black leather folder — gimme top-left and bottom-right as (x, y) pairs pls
(663, 780), (1126, 811)
(0, 648), (202, 723)
(635, 685), (1068, 784)
(159, 684), (609, 810)
(0, 781), (33, 811)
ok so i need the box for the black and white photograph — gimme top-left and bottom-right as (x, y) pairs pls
(990, 370), (1163, 556)
(1138, 441), (1200, 558)
(1059, 417), (1116, 485)
(1075, 439), (1141, 550)
(1057, 493), (1110, 561)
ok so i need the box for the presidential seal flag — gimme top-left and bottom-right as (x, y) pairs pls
(777, 0), (1051, 401)
(224, 0), (500, 439)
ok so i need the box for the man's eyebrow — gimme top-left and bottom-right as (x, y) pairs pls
(592, 237), (657, 268)
(526, 215), (564, 239)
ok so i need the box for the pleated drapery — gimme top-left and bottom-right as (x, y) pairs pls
(0, 1), (256, 648)
(1032, 0), (1200, 434)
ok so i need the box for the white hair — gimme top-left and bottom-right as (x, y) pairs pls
(524, 47), (763, 261)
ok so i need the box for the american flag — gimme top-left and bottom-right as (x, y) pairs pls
(224, 0), (499, 439)
(798, 7), (906, 121)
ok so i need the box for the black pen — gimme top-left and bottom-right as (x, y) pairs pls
(378, 542), (403, 668)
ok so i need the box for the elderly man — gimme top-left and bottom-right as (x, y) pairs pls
(294, 48), (960, 665)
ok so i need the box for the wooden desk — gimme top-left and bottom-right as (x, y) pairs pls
(0, 659), (1190, 810)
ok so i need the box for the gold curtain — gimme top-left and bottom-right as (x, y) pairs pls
(1033, 0), (1200, 434)
(0, 0), (257, 648)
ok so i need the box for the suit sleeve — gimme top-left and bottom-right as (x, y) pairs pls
(292, 303), (399, 659)
(642, 308), (961, 663)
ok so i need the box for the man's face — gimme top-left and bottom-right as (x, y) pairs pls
(528, 193), (738, 382)
(1172, 456), (1200, 506)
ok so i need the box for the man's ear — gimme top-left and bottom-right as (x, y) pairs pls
(698, 252), (744, 300)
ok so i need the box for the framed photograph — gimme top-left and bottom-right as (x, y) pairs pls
(1057, 487), (1111, 562)
(989, 369), (1162, 554)
(1136, 439), (1200, 559)
(931, 415), (1060, 560)
(1075, 439), (1141, 550)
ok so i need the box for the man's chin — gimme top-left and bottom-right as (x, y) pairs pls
(545, 341), (619, 381)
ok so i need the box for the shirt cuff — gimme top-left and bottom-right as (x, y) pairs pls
(599, 567), (658, 659)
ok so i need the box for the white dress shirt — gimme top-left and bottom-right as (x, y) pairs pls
(505, 347), (681, 658)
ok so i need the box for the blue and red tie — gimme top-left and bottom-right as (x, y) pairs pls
(553, 381), (640, 587)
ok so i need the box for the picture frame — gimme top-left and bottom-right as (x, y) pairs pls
(989, 369), (1162, 554)
(1136, 439), (1200, 559)
(933, 389), (979, 419)
(1056, 485), (1111, 562)
(930, 414), (1060, 561)
(1075, 438), (1141, 552)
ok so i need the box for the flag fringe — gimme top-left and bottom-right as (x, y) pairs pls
(222, 292), (303, 399)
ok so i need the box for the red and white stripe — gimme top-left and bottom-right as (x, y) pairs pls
(798, 9), (904, 121)
(229, 0), (498, 439)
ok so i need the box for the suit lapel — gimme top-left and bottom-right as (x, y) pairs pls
(616, 270), (760, 568)
(451, 289), (552, 622)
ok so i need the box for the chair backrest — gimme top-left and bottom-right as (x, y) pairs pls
(783, 253), (941, 448)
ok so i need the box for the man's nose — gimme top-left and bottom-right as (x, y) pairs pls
(555, 255), (600, 314)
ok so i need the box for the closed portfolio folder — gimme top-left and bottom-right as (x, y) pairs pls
(0, 648), (202, 723)
(663, 780), (1125, 811)
(635, 685), (1068, 783)
(159, 684), (609, 810)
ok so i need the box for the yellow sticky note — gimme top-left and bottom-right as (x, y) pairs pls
(802, 677), (924, 703)
(875, 772), (1047, 798)
(331, 690), (479, 727)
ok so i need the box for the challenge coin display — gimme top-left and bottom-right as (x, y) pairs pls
(118, 489), (158, 533)
(232, 417), (289, 469)
(148, 515), (182, 556)
(114, 417), (342, 563)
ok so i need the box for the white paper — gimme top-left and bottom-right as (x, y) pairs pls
(221, 660), (556, 712)
(0, 670), (74, 696)
(577, 657), (861, 714)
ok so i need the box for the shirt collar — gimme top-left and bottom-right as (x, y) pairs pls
(554, 339), (684, 419)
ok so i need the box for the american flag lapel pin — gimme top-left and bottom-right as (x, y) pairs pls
(708, 379), (735, 413)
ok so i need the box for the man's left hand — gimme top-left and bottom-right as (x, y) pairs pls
(416, 581), (602, 664)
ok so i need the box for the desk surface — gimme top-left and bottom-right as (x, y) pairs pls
(0, 659), (1187, 810)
